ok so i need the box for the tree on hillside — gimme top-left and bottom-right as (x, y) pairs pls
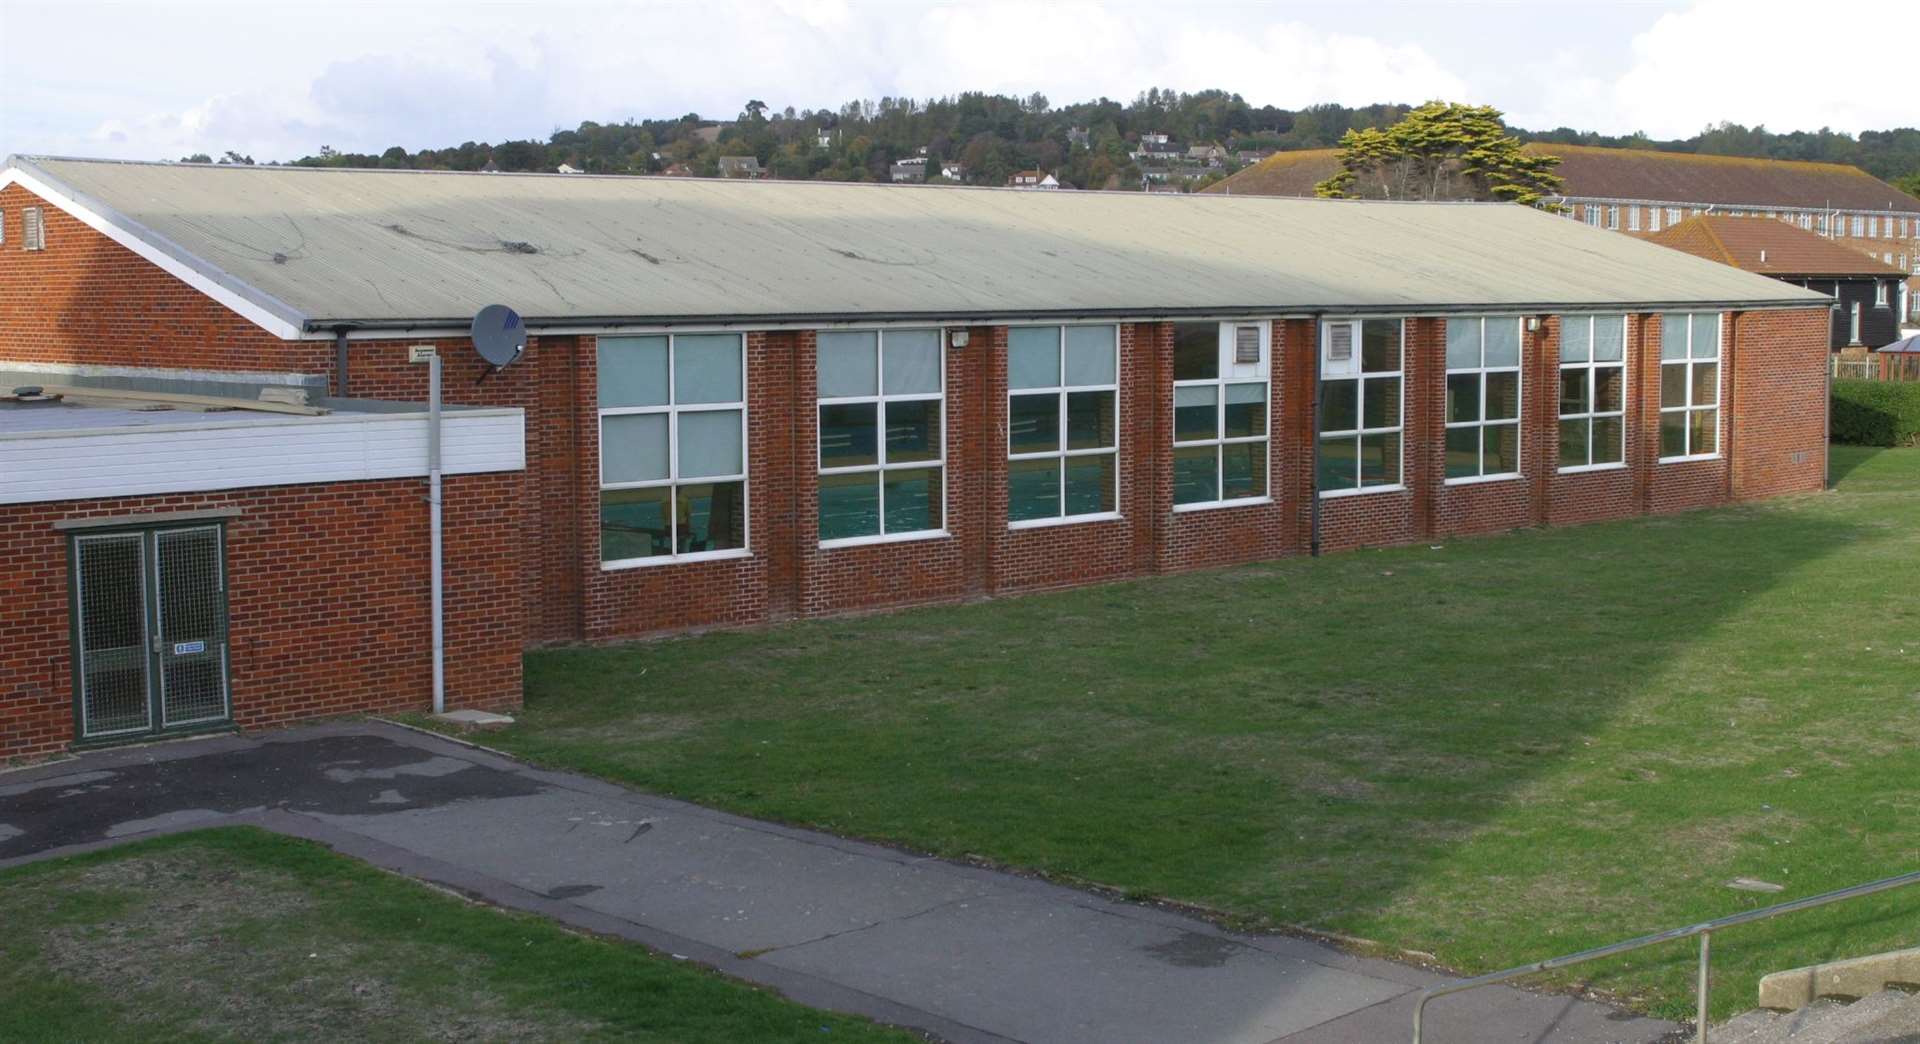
(1895, 172), (1920, 199)
(1315, 102), (1563, 206)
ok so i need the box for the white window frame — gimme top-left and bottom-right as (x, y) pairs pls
(1648, 206), (1662, 233)
(1585, 205), (1602, 228)
(22, 206), (45, 251)
(1659, 313), (1723, 463)
(1607, 206), (1620, 230)
(816, 328), (948, 548)
(1444, 316), (1524, 485)
(1318, 318), (1406, 498)
(1667, 207), (1682, 227)
(1557, 314), (1629, 473)
(1627, 206), (1641, 232)
(1171, 320), (1273, 512)
(1877, 281), (1891, 308)
(0, 209), (6, 245)
(1852, 215), (1866, 237)
(598, 332), (751, 569)
(1007, 324), (1122, 529)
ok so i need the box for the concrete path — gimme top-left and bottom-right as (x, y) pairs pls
(0, 722), (1679, 1044)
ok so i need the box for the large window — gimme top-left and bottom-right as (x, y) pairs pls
(1659, 313), (1721, 460)
(1008, 325), (1119, 524)
(1171, 321), (1270, 507)
(1444, 317), (1522, 481)
(599, 333), (747, 566)
(1558, 314), (1626, 470)
(817, 328), (944, 544)
(1318, 318), (1403, 494)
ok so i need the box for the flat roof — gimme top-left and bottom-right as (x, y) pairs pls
(7, 155), (1830, 337)
(0, 392), (503, 439)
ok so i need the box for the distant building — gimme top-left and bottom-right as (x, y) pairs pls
(939, 162), (966, 182)
(816, 130), (833, 149)
(890, 157), (927, 184)
(1132, 137), (1182, 162)
(478, 158), (501, 174)
(1187, 144), (1226, 167)
(1008, 170), (1059, 190)
(717, 156), (764, 179)
(660, 162), (694, 178)
(556, 163), (583, 175)
(1067, 127), (1091, 149)
(1235, 149), (1275, 165)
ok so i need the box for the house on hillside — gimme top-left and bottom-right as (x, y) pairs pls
(1187, 144), (1226, 168)
(1008, 170), (1059, 190)
(1648, 216), (1909, 349)
(890, 156), (927, 183)
(556, 163), (583, 175)
(1068, 127), (1091, 149)
(717, 155), (764, 179)
(1133, 137), (1182, 162)
(939, 162), (966, 182)
(0, 154), (1835, 759)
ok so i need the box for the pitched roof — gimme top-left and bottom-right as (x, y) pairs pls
(5, 155), (1826, 338)
(1207, 143), (1920, 215)
(1646, 216), (1910, 278)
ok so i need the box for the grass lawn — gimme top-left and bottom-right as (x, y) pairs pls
(495, 445), (1920, 1021)
(0, 828), (915, 1043)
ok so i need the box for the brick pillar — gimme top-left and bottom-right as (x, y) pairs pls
(762, 330), (803, 620)
(533, 334), (585, 642)
(1277, 318), (1318, 555)
(1135, 322), (1173, 574)
(1407, 317), (1443, 541)
(575, 334), (608, 638)
(1724, 311), (1740, 503)
(963, 325), (1005, 597)
(1632, 314), (1659, 515)
(1530, 317), (1555, 527)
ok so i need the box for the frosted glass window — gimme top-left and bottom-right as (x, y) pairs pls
(601, 414), (668, 484)
(678, 410), (743, 478)
(1009, 326), (1061, 389)
(674, 333), (744, 403)
(1064, 326), (1118, 386)
(818, 331), (878, 397)
(883, 329), (942, 394)
(598, 336), (669, 408)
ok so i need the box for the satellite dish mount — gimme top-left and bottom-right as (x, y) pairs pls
(470, 304), (527, 383)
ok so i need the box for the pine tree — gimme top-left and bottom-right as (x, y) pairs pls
(1316, 102), (1563, 206)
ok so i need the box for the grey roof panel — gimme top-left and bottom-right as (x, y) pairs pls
(12, 155), (1830, 331)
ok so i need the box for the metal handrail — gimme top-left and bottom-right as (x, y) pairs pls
(1411, 868), (1920, 1044)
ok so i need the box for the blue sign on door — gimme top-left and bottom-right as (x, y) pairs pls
(172, 640), (207, 656)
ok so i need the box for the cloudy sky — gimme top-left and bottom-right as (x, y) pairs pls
(3, 0), (1915, 163)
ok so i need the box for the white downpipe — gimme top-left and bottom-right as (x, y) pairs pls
(428, 354), (445, 716)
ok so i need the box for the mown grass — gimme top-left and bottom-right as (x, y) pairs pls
(0, 828), (915, 1043)
(494, 445), (1920, 1021)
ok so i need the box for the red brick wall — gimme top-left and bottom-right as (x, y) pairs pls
(0, 474), (524, 761)
(1732, 309), (1829, 499)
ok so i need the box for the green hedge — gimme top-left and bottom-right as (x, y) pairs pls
(1831, 379), (1920, 446)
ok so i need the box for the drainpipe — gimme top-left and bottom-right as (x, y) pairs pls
(428, 353), (445, 715)
(1309, 314), (1325, 556)
(332, 326), (352, 397)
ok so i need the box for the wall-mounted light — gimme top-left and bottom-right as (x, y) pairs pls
(950, 330), (970, 348)
(1526, 317), (1542, 332)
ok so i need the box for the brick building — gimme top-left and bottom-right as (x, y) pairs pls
(1, 156), (1834, 759)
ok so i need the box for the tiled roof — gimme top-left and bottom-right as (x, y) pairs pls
(1646, 216), (1909, 277)
(1208, 143), (1920, 215)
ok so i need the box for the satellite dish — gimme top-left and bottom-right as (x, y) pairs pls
(471, 304), (527, 368)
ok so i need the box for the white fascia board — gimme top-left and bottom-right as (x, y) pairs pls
(1, 161), (308, 341)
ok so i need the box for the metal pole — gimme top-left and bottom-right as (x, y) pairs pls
(1696, 931), (1711, 1044)
(428, 353), (444, 716)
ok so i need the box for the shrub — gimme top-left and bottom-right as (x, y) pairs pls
(1831, 379), (1920, 446)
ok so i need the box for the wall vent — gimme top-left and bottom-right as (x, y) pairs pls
(22, 207), (46, 251)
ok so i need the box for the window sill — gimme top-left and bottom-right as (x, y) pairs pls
(1659, 453), (1723, 465)
(1443, 472), (1523, 488)
(1319, 484), (1405, 500)
(1009, 511), (1124, 531)
(1559, 462), (1628, 475)
(820, 529), (950, 550)
(1173, 496), (1273, 514)
(602, 548), (753, 571)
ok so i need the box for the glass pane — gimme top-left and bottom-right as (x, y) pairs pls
(1560, 317), (1590, 364)
(818, 330), (878, 398)
(1560, 368), (1589, 417)
(1066, 390), (1116, 451)
(819, 471), (881, 540)
(1690, 409), (1718, 455)
(1559, 418), (1590, 469)
(1360, 431), (1401, 486)
(1691, 362), (1718, 406)
(678, 409), (743, 478)
(1362, 377), (1401, 429)
(1446, 425), (1480, 479)
(1317, 435), (1357, 492)
(1008, 457), (1061, 521)
(1484, 371), (1520, 421)
(885, 399), (940, 463)
(677, 481), (746, 553)
(1446, 374), (1480, 424)
(1064, 326), (1117, 386)
(1485, 318), (1520, 367)
(820, 402), (879, 468)
(1446, 318), (1481, 369)
(883, 329), (942, 394)
(1174, 384), (1218, 442)
(1661, 362), (1687, 408)
(1008, 326), (1061, 390)
(601, 413), (668, 484)
(1223, 382), (1265, 438)
(1661, 314), (1689, 360)
(1009, 393), (1060, 453)
(1593, 315), (1625, 362)
(1221, 441), (1266, 499)
(1319, 379), (1357, 433)
(1592, 416), (1624, 464)
(1172, 445), (1218, 504)
(883, 467), (942, 533)
(1486, 422), (1520, 475)
(1171, 322), (1218, 381)
(1595, 365), (1624, 412)
(601, 487), (671, 562)
(1361, 319), (1401, 373)
(1660, 410), (1687, 457)
(599, 336), (668, 408)
(1691, 314), (1719, 358)
(1063, 453), (1117, 515)
(674, 333), (743, 404)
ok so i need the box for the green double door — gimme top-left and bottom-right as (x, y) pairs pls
(71, 525), (230, 742)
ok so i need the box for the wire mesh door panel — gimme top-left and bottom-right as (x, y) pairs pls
(74, 533), (152, 738)
(155, 526), (229, 728)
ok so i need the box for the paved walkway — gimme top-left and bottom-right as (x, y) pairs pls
(0, 722), (1678, 1044)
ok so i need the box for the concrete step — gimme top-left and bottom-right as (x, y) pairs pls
(1760, 948), (1920, 1010)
